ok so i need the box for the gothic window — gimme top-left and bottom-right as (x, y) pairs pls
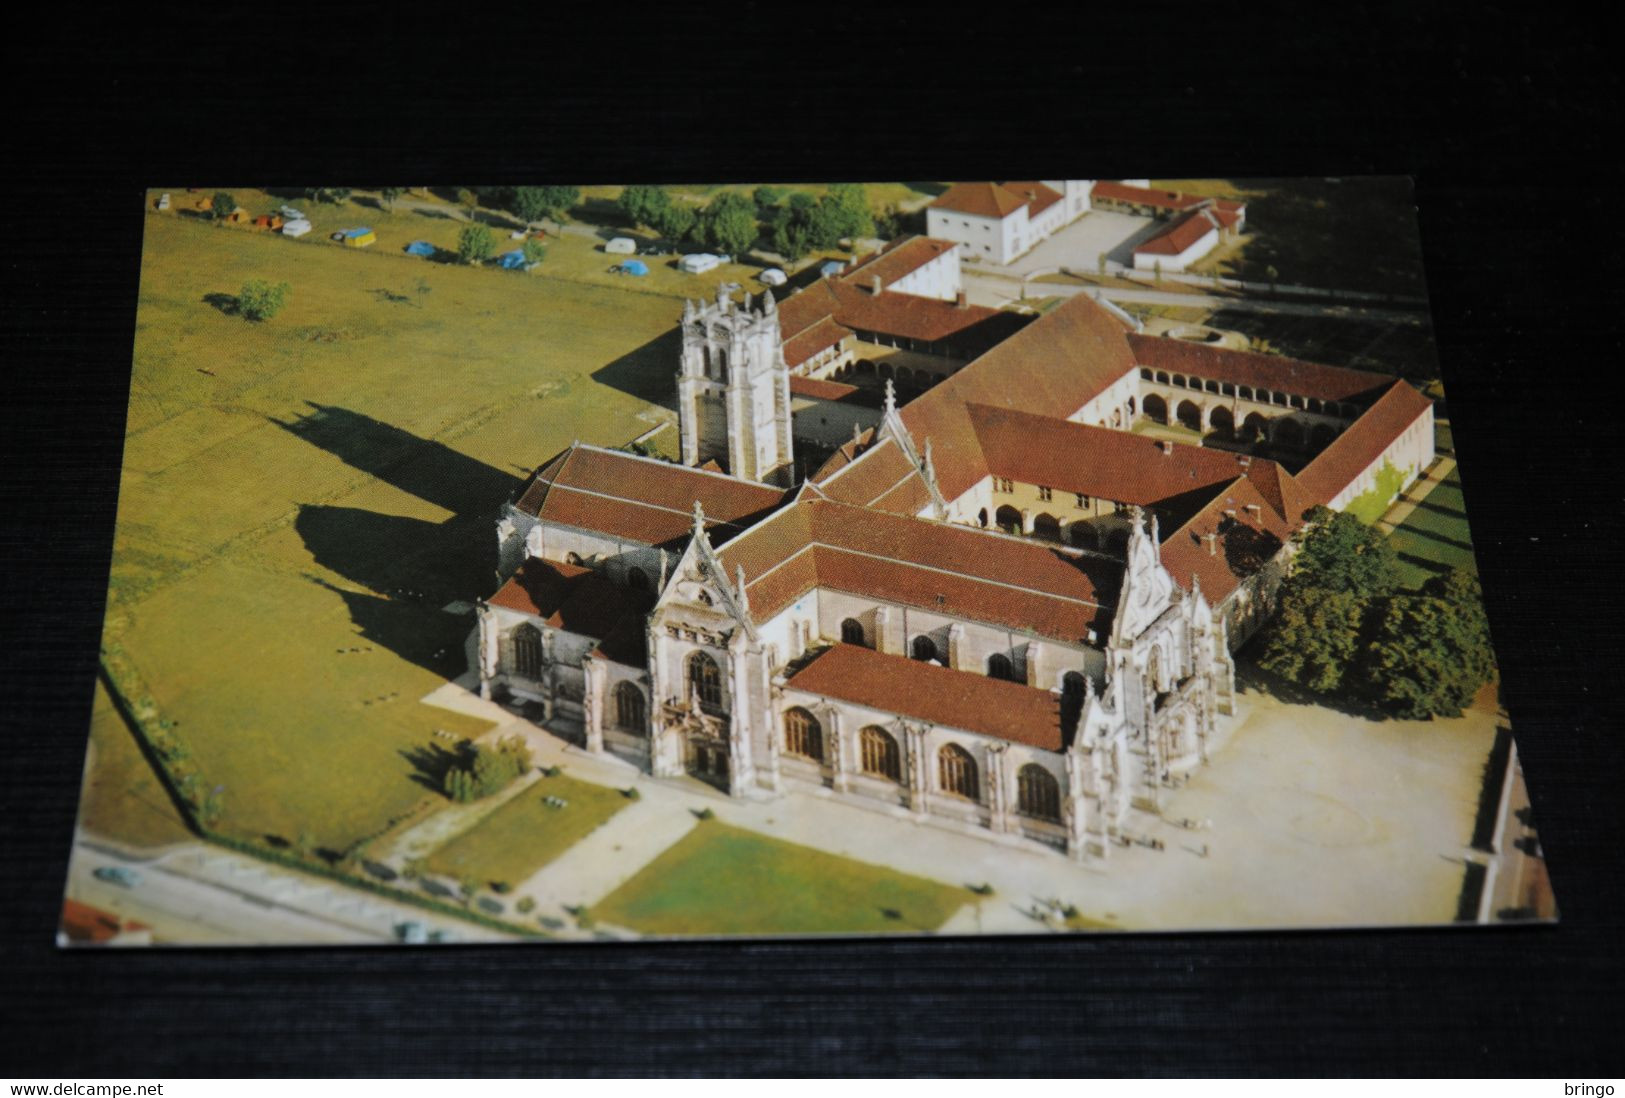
(911, 635), (938, 663)
(860, 726), (901, 781)
(938, 744), (979, 800)
(783, 707), (824, 762)
(687, 651), (723, 711)
(841, 618), (867, 647)
(511, 623), (543, 679)
(1017, 764), (1062, 822)
(987, 653), (1015, 681)
(614, 682), (647, 732)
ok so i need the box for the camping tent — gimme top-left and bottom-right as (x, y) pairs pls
(282, 219), (312, 237)
(405, 240), (436, 257)
(496, 250), (530, 270)
(339, 227), (376, 248)
(819, 259), (846, 277)
(605, 237), (638, 255)
(619, 259), (649, 276)
(679, 253), (721, 274)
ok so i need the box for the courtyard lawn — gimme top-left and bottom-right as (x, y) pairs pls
(91, 204), (691, 855)
(77, 679), (194, 849)
(1388, 468), (1479, 589)
(422, 773), (628, 889)
(591, 822), (968, 937)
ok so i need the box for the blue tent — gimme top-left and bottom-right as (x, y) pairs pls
(497, 250), (529, 270)
(404, 240), (435, 257)
(619, 259), (649, 276)
(819, 259), (846, 277)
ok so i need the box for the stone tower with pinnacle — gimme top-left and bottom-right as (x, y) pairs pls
(676, 285), (794, 484)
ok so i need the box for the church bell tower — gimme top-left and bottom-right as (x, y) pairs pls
(676, 285), (794, 484)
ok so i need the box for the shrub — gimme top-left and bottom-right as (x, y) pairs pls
(622, 787), (641, 800)
(237, 280), (291, 322)
(444, 736), (532, 801)
(458, 222), (495, 265)
(516, 896), (536, 915)
(696, 807), (715, 821)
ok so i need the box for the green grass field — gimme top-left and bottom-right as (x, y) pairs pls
(89, 203), (694, 854)
(1389, 468), (1479, 589)
(591, 822), (969, 936)
(78, 679), (194, 849)
(422, 773), (628, 889)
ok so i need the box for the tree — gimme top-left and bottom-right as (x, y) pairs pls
(825, 183), (875, 240)
(521, 239), (546, 268)
(618, 184), (671, 231)
(211, 192), (236, 221)
(1362, 569), (1495, 718)
(511, 185), (579, 232)
(1260, 588), (1370, 694)
(378, 187), (404, 211)
(237, 279), (291, 321)
(1285, 506), (1400, 596)
(303, 187), (351, 205)
(752, 185), (784, 213)
(771, 216), (810, 262)
(655, 203), (696, 244)
(699, 192), (758, 258)
(458, 223), (495, 265)
(457, 188), (480, 222)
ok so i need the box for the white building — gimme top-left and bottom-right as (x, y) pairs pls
(926, 181), (1094, 264)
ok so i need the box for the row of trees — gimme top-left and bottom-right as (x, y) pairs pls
(443, 736), (534, 803)
(1259, 506), (1496, 719)
(616, 184), (887, 263)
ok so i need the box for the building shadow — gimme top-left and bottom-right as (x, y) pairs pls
(590, 327), (683, 410)
(305, 572), (475, 678)
(270, 403), (523, 517)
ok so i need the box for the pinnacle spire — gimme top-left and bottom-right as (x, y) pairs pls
(884, 377), (896, 416)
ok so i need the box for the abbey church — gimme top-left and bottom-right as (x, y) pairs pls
(471, 195), (1434, 861)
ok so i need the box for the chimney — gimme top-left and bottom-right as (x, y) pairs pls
(1223, 508), (1236, 520)
(1205, 532), (1219, 556)
(955, 290), (967, 309)
(871, 274), (883, 296)
(1158, 440), (1173, 455)
(1237, 455), (1252, 469)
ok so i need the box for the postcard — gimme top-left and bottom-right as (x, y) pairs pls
(60, 179), (1555, 945)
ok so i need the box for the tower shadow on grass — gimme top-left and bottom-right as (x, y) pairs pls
(590, 327), (682, 411)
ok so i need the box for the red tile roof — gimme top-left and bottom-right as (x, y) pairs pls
(718, 498), (1118, 643)
(1295, 380), (1434, 505)
(788, 374), (880, 405)
(839, 236), (958, 292)
(901, 294), (1139, 500)
(1002, 181), (1064, 217)
(488, 559), (655, 665)
(785, 643), (1065, 750)
(782, 315), (854, 369)
(931, 182), (1031, 220)
(776, 274), (1003, 368)
(1091, 181), (1208, 212)
(1127, 333), (1394, 405)
(965, 403), (1280, 520)
(1133, 208), (1221, 257)
(512, 445), (786, 547)
(1158, 476), (1294, 601)
(815, 437), (925, 510)
(60, 899), (148, 944)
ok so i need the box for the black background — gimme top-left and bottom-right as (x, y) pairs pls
(3, 5), (1621, 1077)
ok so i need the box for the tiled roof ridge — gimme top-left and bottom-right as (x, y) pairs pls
(573, 440), (784, 493)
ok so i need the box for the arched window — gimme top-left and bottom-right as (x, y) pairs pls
(977, 508), (988, 528)
(783, 707), (823, 762)
(1060, 671), (1087, 740)
(987, 653), (1015, 681)
(565, 552), (584, 566)
(1176, 399), (1203, 430)
(995, 505), (1023, 534)
(614, 681), (647, 731)
(626, 567), (650, 591)
(1142, 393), (1168, 424)
(687, 651), (723, 711)
(860, 726), (901, 781)
(1032, 513), (1061, 541)
(911, 635), (938, 663)
(1017, 764), (1061, 822)
(841, 618), (867, 647)
(512, 623), (543, 678)
(938, 744), (979, 800)
(1209, 406), (1234, 435)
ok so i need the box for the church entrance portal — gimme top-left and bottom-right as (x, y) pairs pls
(688, 737), (730, 789)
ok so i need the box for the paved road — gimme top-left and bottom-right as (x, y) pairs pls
(62, 834), (516, 947)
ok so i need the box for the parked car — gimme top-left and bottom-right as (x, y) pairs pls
(92, 866), (141, 888)
(759, 267), (787, 286)
(393, 921), (429, 944)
